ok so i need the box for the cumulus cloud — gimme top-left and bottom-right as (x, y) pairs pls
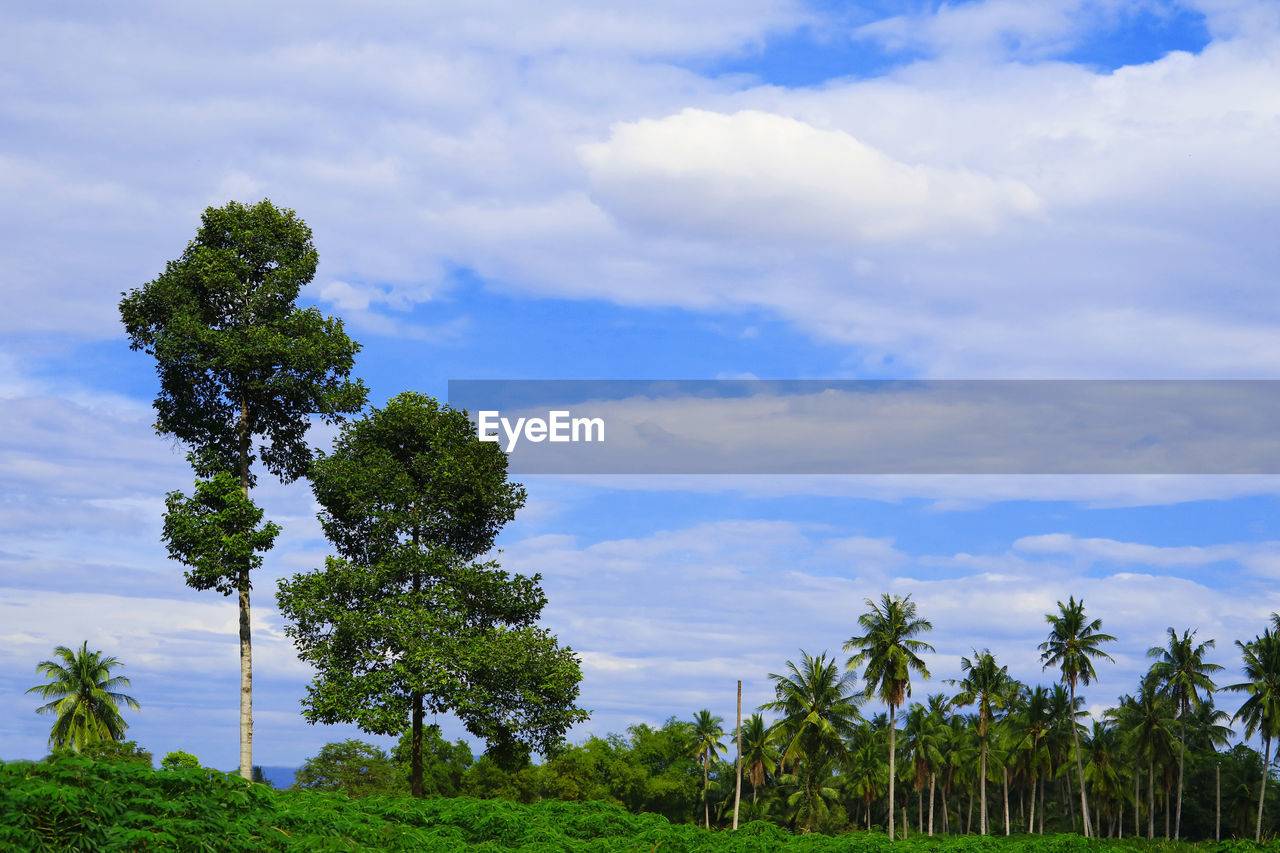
(580, 109), (1041, 244)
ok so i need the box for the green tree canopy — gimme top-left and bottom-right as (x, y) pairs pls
(276, 392), (586, 798)
(26, 642), (140, 753)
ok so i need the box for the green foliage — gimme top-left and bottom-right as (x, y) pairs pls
(79, 740), (153, 766)
(8, 752), (1275, 852)
(118, 198), (367, 486)
(25, 642), (140, 752)
(294, 740), (407, 797)
(276, 391), (586, 796)
(162, 470), (280, 595)
(161, 750), (201, 770)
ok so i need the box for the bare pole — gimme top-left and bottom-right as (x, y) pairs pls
(733, 679), (743, 830)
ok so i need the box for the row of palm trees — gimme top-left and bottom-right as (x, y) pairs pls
(690, 596), (1280, 840)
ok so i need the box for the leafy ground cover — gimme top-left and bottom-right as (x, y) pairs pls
(2, 754), (1275, 853)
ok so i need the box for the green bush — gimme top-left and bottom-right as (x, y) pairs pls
(4, 754), (1280, 852)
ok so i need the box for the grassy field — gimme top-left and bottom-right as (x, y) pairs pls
(2, 754), (1274, 853)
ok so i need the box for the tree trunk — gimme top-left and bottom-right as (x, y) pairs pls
(1065, 772), (1076, 832)
(1257, 735), (1270, 843)
(929, 772), (936, 836)
(1216, 761), (1221, 842)
(1165, 781), (1170, 839)
(1039, 773), (1046, 834)
(1003, 766), (1010, 835)
(704, 753), (710, 830)
(1134, 767), (1140, 838)
(967, 790), (973, 834)
(733, 680), (742, 831)
(1148, 761), (1155, 840)
(1176, 715), (1186, 840)
(1070, 682), (1091, 837)
(980, 736), (988, 835)
(903, 807), (909, 839)
(238, 584), (252, 780)
(919, 788), (923, 834)
(889, 705), (897, 840)
(410, 692), (424, 797)
(1029, 773), (1037, 835)
(409, 528), (424, 798)
(942, 785), (949, 833)
(237, 396), (253, 781)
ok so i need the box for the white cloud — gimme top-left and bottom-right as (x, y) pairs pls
(580, 109), (1041, 244)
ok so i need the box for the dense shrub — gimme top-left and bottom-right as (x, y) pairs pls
(4, 754), (1280, 852)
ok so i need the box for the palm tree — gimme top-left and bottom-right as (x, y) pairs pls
(26, 642), (140, 752)
(1146, 626), (1221, 839)
(692, 709), (726, 829)
(1039, 596), (1115, 837)
(902, 701), (944, 835)
(740, 713), (779, 804)
(1010, 685), (1053, 834)
(1225, 625), (1280, 842)
(844, 593), (934, 840)
(845, 721), (889, 830)
(950, 648), (1013, 835)
(762, 650), (862, 774)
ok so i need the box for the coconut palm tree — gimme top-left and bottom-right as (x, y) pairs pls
(762, 650), (862, 775)
(845, 721), (889, 830)
(26, 641), (140, 752)
(1146, 626), (1222, 838)
(692, 709), (726, 829)
(740, 713), (779, 804)
(844, 593), (934, 840)
(1225, 625), (1280, 842)
(902, 701), (944, 835)
(950, 649), (1013, 835)
(1039, 596), (1115, 837)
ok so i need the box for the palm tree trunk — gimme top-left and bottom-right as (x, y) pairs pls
(1029, 773), (1037, 835)
(704, 753), (710, 829)
(1065, 772), (1075, 832)
(733, 681), (742, 831)
(919, 788), (924, 834)
(942, 785), (949, 833)
(889, 705), (897, 840)
(980, 736), (988, 835)
(1176, 718), (1186, 840)
(929, 772), (936, 835)
(1133, 767), (1139, 838)
(967, 790), (973, 834)
(1118, 795), (1123, 839)
(1216, 761), (1221, 842)
(1039, 773), (1046, 833)
(1070, 683), (1091, 837)
(1148, 761), (1155, 840)
(1256, 735), (1270, 843)
(1003, 766), (1010, 835)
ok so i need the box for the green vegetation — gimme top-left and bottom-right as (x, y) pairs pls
(9, 752), (1280, 852)
(120, 198), (367, 778)
(25, 642), (139, 753)
(275, 391), (588, 797)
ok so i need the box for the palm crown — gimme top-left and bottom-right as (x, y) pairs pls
(26, 642), (140, 752)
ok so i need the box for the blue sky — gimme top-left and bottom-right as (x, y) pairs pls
(4, 0), (1280, 770)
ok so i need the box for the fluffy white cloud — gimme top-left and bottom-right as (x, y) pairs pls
(580, 109), (1041, 244)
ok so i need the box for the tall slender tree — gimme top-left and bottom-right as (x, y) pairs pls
(692, 710), (727, 829)
(844, 593), (934, 840)
(1039, 596), (1115, 837)
(120, 199), (366, 777)
(1147, 627), (1221, 838)
(26, 642), (140, 752)
(1226, 625), (1280, 842)
(950, 649), (1013, 835)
